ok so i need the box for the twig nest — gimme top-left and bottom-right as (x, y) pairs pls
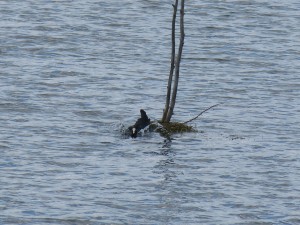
(150, 121), (196, 138)
(159, 121), (195, 133)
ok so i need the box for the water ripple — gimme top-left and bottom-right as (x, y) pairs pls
(1, 0), (300, 224)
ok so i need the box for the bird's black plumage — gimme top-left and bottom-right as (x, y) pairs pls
(128, 109), (150, 138)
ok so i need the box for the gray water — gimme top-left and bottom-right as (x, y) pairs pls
(1, 0), (300, 224)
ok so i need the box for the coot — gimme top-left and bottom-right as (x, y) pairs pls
(128, 109), (150, 138)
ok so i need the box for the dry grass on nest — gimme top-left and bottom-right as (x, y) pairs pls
(149, 121), (196, 135)
(160, 122), (195, 133)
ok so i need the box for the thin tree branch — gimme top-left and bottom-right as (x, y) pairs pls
(183, 104), (220, 124)
(165, 0), (185, 122)
(162, 0), (178, 122)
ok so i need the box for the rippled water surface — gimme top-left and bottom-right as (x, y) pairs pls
(1, 0), (300, 224)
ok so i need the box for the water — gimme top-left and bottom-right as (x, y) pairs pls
(1, 0), (299, 224)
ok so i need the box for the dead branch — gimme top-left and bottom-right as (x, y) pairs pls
(162, 0), (178, 122)
(183, 104), (220, 124)
(165, 0), (185, 122)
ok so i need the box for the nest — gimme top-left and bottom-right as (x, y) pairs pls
(159, 121), (195, 133)
(149, 121), (196, 138)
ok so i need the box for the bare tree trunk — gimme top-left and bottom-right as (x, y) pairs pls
(165, 0), (185, 122)
(161, 0), (178, 123)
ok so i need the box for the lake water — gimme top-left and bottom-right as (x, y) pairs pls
(1, 0), (300, 224)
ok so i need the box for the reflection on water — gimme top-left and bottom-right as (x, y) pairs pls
(1, 0), (300, 224)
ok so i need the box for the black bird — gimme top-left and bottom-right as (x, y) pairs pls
(128, 109), (150, 138)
